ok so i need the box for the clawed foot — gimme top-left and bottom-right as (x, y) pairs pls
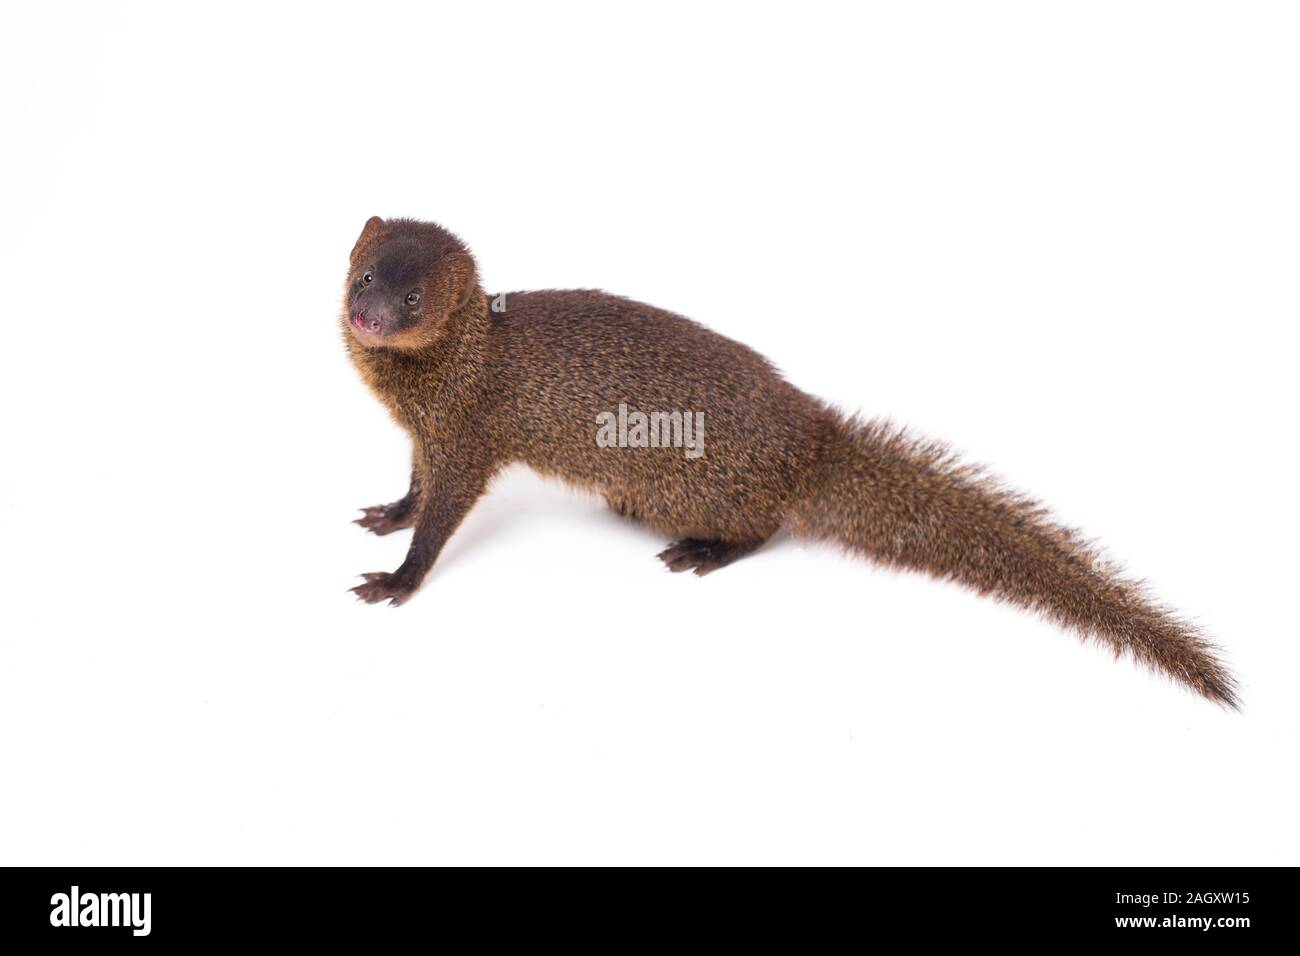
(354, 501), (415, 536)
(351, 571), (416, 606)
(656, 538), (759, 576)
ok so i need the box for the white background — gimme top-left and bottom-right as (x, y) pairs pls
(1, 1), (1296, 865)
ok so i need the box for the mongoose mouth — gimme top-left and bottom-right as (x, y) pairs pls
(351, 310), (383, 336)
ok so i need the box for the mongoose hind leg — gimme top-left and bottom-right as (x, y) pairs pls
(657, 538), (764, 576)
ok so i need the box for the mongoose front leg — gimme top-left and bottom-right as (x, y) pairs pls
(355, 467), (420, 535)
(657, 538), (764, 576)
(351, 454), (492, 606)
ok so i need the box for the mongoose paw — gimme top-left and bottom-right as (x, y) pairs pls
(354, 502), (415, 536)
(657, 538), (759, 576)
(351, 571), (415, 606)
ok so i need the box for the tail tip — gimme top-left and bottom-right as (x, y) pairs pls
(1196, 667), (1241, 712)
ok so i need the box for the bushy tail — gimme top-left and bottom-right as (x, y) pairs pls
(789, 417), (1237, 706)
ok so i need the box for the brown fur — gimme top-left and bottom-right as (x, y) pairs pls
(341, 217), (1237, 707)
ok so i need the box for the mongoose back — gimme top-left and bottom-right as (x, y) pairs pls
(341, 216), (1237, 707)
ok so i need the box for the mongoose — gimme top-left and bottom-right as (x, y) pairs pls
(342, 216), (1237, 707)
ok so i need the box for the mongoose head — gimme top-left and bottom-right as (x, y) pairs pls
(344, 216), (479, 349)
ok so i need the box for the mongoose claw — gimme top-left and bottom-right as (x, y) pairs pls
(351, 571), (414, 606)
(657, 538), (760, 576)
(354, 503), (415, 536)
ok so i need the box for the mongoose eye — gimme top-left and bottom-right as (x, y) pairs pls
(363, 271), (374, 284)
(406, 292), (420, 305)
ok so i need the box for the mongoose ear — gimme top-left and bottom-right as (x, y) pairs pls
(350, 216), (385, 263)
(446, 252), (478, 312)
